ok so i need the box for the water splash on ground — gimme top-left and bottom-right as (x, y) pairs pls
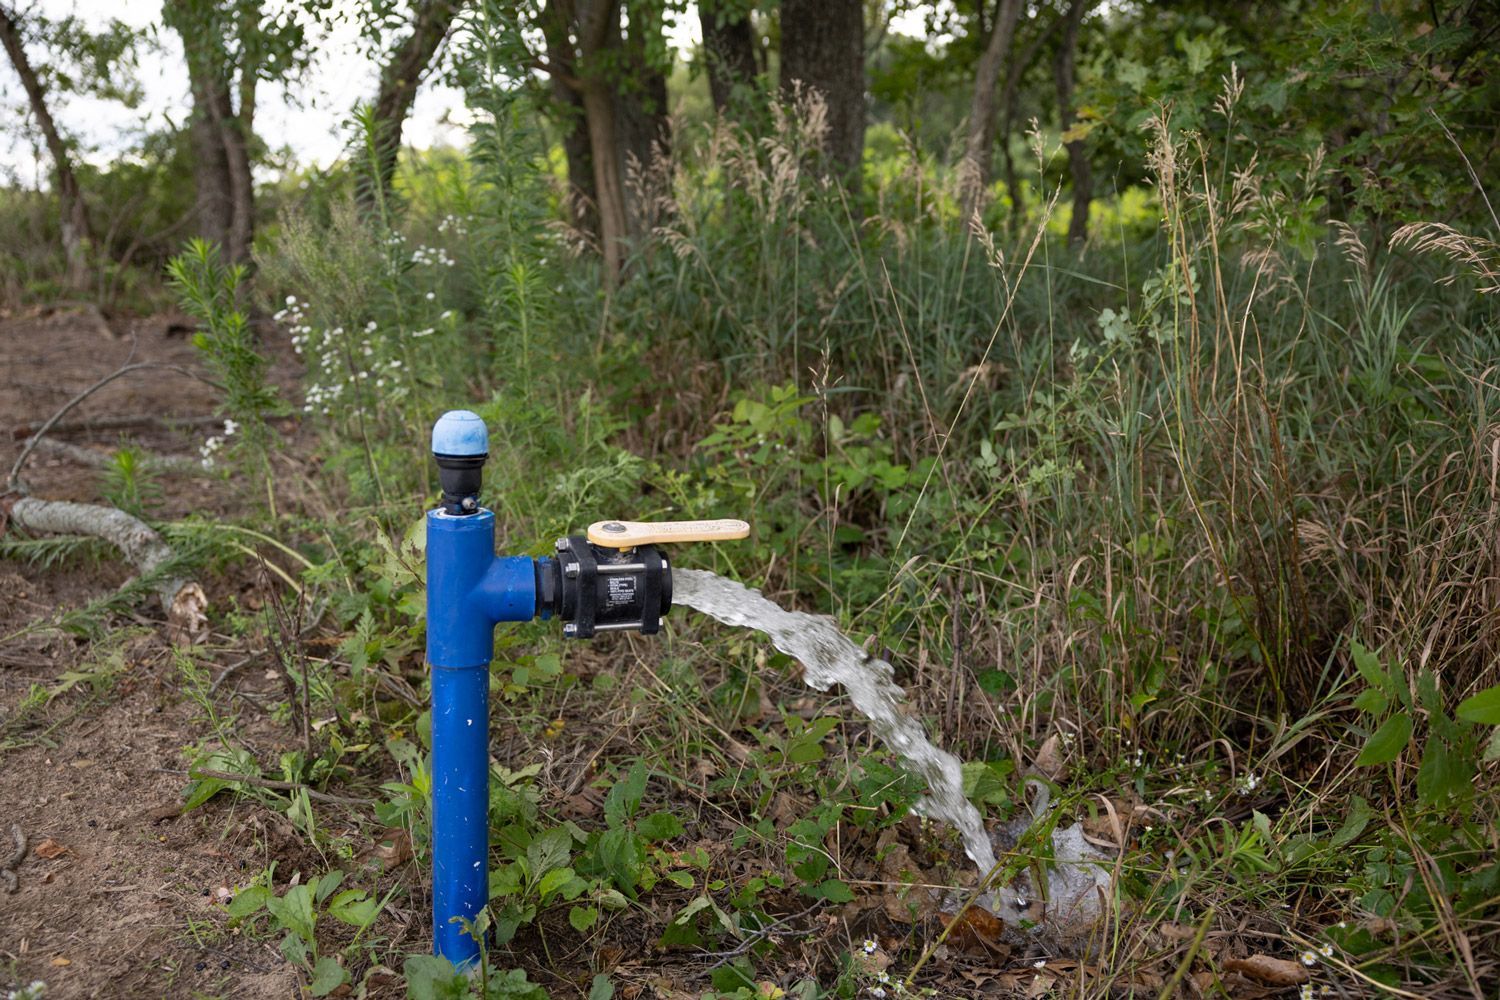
(672, 568), (999, 874)
(674, 569), (1113, 939)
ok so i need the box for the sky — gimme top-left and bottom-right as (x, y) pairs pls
(0, 0), (491, 183)
(0, 1), (926, 185)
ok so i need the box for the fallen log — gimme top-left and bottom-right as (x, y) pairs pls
(3, 497), (208, 645)
(23, 436), (198, 473)
(10, 413), (220, 441)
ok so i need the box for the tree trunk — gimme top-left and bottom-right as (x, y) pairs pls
(959, 0), (1024, 222)
(180, 32), (235, 257)
(357, 0), (461, 216)
(171, 5), (256, 264)
(780, 0), (865, 191)
(1055, 0), (1092, 247)
(0, 3), (92, 288)
(700, 1), (757, 114)
(581, 81), (630, 285)
(615, 10), (670, 239)
(216, 85), (255, 264)
(542, 0), (597, 235)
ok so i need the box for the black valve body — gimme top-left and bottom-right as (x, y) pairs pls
(537, 537), (672, 639)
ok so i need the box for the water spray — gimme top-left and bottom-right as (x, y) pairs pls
(425, 409), (747, 966)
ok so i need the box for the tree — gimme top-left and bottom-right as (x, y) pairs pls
(1054, 0), (1092, 245)
(958, 0), (1024, 221)
(532, 0), (673, 285)
(163, 0), (306, 265)
(541, 0), (597, 234)
(357, 0), (465, 216)
(699, 0), (758, 114)
(780, 0), (865, 191)
(0, 2), (93, 288)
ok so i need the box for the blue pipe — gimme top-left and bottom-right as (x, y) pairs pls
(425, 413), (540, 967)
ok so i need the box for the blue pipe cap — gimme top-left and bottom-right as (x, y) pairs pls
(432, 410), (489, 458)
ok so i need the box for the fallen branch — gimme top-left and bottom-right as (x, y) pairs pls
(6, 360), (221, 494)
(4, 497), (208, 645)
(10, 413), (220, 441)
(2, 823), (24, 893)
(22, 436), (198, 474)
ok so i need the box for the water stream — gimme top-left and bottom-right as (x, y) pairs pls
(672, 568), (1000, 875)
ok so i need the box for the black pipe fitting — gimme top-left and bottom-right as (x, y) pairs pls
(536, 536), (672, 638)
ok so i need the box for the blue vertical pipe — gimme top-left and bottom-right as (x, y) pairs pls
(426, 414), (540, 967)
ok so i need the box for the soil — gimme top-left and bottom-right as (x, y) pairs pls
(0, 307), (312, 999)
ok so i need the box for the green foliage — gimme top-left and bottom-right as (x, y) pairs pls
(225, 867), (390, 997)
(167, 239), (282, 492)
(403, 955), (550, 1000)
(1347, 639), (1482, 809)
(100, 446), (161, 516)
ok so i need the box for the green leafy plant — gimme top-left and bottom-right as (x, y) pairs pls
(167, 238), (282, 506)
(1348, 638), (1481, 808)
(226, 869), (389, 997)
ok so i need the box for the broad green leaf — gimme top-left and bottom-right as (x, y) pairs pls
(225, 884), (270, 919)
(665, 870), (694, 888)
(537, 866), (576, 900)
(309, 955), (346, 997)
(1351, 687), (1388, 716)
(266, 883), (316, 945)
(1456, 685), (1500, 725)
(570, 905), (600, 932)
(1356, 712), (1411, 766)
(327, 889), (380, 928)
(279, 932), (307, 968)
(597, 827), (644, 894)
(604, 760), (649, 828)
(1415, 670), (1441, 714)
(182, 776), (228, 812)
(636, 810), (684, 842)
(1350, 640), (1385, 687)
(1416, 741), (1469, 805)
(526, 827), (572, 880)
(814, 878), (855, 903)
(313, 869), (344, 905)
(976, 669), (1016, 696)
(1331, 796), (1372, 847)
(402, 954), (469, 1000)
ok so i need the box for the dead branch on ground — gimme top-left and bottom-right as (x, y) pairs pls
(3, 497), (208, 645)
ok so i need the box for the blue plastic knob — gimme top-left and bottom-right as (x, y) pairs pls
(431, 410), (488, 457)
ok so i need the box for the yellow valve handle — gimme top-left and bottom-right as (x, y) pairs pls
(587, 518), (750, 548)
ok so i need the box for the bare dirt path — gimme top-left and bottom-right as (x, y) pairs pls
(1, 308), (305, 999)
